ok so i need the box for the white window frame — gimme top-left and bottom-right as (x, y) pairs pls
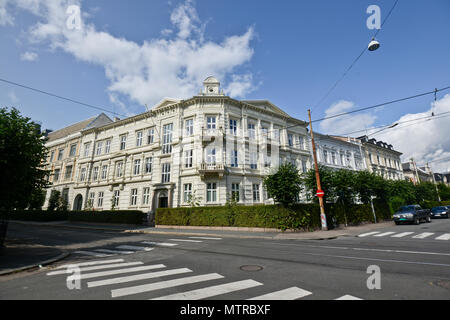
(206, 183), (217, 202)
(130, 188), (138, 206)
(145, 157), (153, 173)
(185, 149), (193, 168)
(105, 139), (111, 154)
(97, 191), (104, 207)
(136, 131), (143, 147)
(101, 165), (108, 180)
(120, 135), (127, 150)
(142, 188), (150, 205)
(147, 128), (155, 144)
(83, 143), (90, 158)
(185, 119), (194, 137)
(162, 123), (173, 154)
(252, 184), (260, 201)
(183, 183), (193, 203)
(133, 159), (141, 175)
(162, 163), (171, 183)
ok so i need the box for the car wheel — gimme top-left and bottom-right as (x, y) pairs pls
(395, 221), (400, 225)
(426, 216), (431, 223)
(414, 217), (420, 225)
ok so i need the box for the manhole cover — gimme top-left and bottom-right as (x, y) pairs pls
(434, 280), (450, 290)
(240, 265), (263, 272)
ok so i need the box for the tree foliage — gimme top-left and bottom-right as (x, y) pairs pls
(0, 107), (49, 210)
(263, 163), (303, 207)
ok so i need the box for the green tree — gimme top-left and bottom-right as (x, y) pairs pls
(353, 171), (388, 204)
(263, 163), (303, 207)
(332, 169), (356, 205)
(0, 107), (50, 210)
(302, 165), (335, 203)
(437, 183), (450, 201)
(415, 182), (439, 203)
(47, 190), (61, 211)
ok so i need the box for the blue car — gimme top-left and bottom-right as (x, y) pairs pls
(430, 206), (449, 219)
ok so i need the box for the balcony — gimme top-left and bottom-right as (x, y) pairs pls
(198, 162), (225, 179)
(201, 128), (221, 143)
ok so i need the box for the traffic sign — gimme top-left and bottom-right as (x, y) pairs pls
(316, 190), (325, 198)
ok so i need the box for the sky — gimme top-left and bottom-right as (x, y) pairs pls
(0, 0), (449, 172)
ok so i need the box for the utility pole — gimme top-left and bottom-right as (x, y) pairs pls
(427, 162), (441, 202)
(411, 158), (420, 185)
(308, 109), (328, 231)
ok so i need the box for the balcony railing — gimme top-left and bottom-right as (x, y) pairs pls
(198, 162), (225, 179)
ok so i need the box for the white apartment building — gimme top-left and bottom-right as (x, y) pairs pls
(44, 77), (312, 212)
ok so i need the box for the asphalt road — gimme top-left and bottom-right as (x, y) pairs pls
(1, 218), (449, 300)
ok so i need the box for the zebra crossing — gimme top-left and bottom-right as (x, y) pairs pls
(46, 257), (362, 300)
(357, 231), (450, 240)
(71, 236), (222, 258)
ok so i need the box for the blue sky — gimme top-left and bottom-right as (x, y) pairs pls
(1, 0), (449, 171)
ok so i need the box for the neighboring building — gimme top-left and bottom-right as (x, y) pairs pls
(309, 134), (367, 171)
(44, 77), (312, 212)
(43, 113), (113, 209)
(402, 161), (434, 184)
(357, 136), (404, 180)
(434, 172), (450, 186)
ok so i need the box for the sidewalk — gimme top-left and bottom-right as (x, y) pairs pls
(0, 240), (69, 276)
(9, 219), (395, 240)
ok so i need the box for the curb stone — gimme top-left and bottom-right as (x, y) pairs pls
(0, 250), (71, 276)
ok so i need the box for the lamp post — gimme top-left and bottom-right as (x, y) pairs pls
(308, 109), (328, 231)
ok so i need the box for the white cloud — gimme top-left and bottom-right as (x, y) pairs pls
(2, 0), (256, 112)
(8, 90), (19, 104)
(0, 0), (14, 25)
(320, 100), (377, 135)
(20, 51), (38, 61)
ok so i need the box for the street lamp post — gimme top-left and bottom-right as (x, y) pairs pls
(308, 109), (328, 231)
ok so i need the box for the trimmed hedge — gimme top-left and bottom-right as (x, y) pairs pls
(156, 201), (392, 231)
(0, 210), (147, 225)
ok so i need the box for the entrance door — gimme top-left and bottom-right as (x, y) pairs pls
(159, 196), (168, 208)
(73, 194), (83, 211)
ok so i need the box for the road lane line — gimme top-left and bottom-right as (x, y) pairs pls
(357, 232), (380, 237)
(141, 241), (178, 247)
(435, 233), (450, 241)
(116, 245), (153, 251)
(188, 237), (223, 240)
(248, 287), (312, 300)
(391, 232), (414, 238)
(73, 251), (112, 257)
(412, 233), (434, 239)
(168, 239), (203, 243)
(153, 279), (262, 300)
(55, 259), (124, 269)
(111, 273), (224, 298)
(88, 268), (191, 288)
(94, 249), (134, 255)
(374, 232), (396, 237)
(47, 262), (143, 275)
(335, 295), (363, 300)
(81, 264), (166, 280)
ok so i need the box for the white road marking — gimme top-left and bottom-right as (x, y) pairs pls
(88, 268), (191, 288)
(141, 241), (178, 247)
(111, 273), (224, 298)
(391, 232), (415, 238)
(47, 262), (143, 276)
(54, 259), (124, 269)
(188, 237), (222, 240)
(335, 295), (363, 300)
(374, 232), (396, 237)
(73, 251), (112, 257)
(116, 245), (153, 251)
(412, 232), (434, 239)
(248, 287), (312, 300)
(357, 232), (380, 237)
(94, 249), (134, 255)
(435, 233), (450, 241)
(81, 264), (166, 280)
(153, 279), (263, 300)
(168, 239), (203, 243)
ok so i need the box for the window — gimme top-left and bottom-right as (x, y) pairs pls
(120, 135), (127, 150)
(162, 123), (173, 154)
(58, 148), (64, 160)
(80, 168), (86, 182)
(323, 150), (328, 163)
(53, 168), (60, 182)
(113, 190), (120, 207)
(231, 150), (238, 167)
(142, 188), (150, 205)
(206, 148), (216, 165)
(341, 153), (346, 166)
(96, 141), (103, 155)
(145, 157), (153, 173)
(206, 116), (216, 130)
(88, 192), (95, 207)
(69, 144), (77, 157)
(64, 165), (73, 180)
(97, 192), (104, 207)
(49, 151), (55, 162)
(248, 123), (256, 139)
(261, 127), (268, 139)
(105, 139), (111, 153)
(302, 160), (307, 173)
(250, 152), (258, 169)
(265, 144), (271, 167)
(93, 166), (99, 181)
(136, 131), (143, 147)
(185, 119), (194, 136)
(229, 119), (237, 135)
(147, 128), (154, 144)
(369, 153), (373, 164)
(207, 183), (217, 202)
(231, 183), (240, 202)
(101, 165), (108, 180)
(288, 134), (293, 147)
(130, 189), (138, 206)
(332, 152), (337, 165)
(184, 184), (192, 203)
(297, 136), (305, 149)
(162, 163), (171, 183)
(83, 143), (90, 157)
(252, 184), (260, 201)
(116, 161), (123, 178)
(133, 159), (141, 175)
(185, 149), (193, 168)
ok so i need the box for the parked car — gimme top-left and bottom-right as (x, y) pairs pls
(393, 205), (431, 225)
(430, 206), (449, 219)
